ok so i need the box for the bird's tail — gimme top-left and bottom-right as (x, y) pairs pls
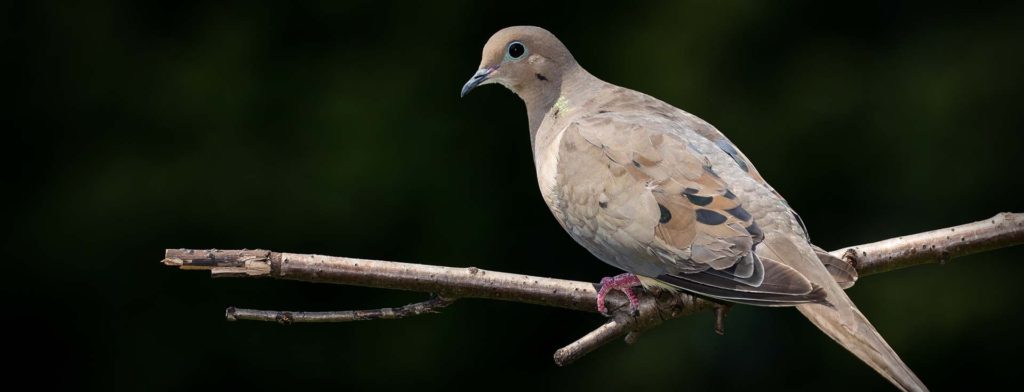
(765, 236), (927, 391)
(796, 301), (926, 391)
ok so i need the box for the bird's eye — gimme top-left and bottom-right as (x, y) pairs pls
(506, 41), (526, 60)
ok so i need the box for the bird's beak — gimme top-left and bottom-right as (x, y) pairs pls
(460, 66), (497, 97)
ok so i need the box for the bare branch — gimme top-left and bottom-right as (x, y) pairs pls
(553, 319), (624, 366)
(225, 296), (456, 324)
(162, 249), (628, 313)
(834, 212), (1023, 276)
(163, 212), (1023, 365)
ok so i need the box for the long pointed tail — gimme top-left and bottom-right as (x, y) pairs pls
(764, 235), (927, 391)
(796, 300), (926, 391)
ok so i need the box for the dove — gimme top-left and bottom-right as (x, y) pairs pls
(460, 26), (926, 390)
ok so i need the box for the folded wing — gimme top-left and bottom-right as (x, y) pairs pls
(557, 113), (826, 306)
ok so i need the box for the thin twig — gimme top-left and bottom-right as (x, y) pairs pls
(163, 212), (1023, 365)
(553, 319), (624, 366)
(225, 296), (456, 324)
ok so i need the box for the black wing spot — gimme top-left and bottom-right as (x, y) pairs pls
(535, 73), (548, 81)
(684, 193), (713, 206)
(599, 201), (608, 209)
(723, 190), (736, 199)
(695, 209), (727, 225)
(632, 160), (642, 168)
(683, 187), (700, 194)
(725, 206), (752, 221)
(746, 222), (764, 242)
(658, 204), (672, 223)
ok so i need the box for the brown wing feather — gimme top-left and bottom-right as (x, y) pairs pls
(569, 114), (823, 305)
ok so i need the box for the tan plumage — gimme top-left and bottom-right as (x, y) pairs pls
(462, 26), (923, 391)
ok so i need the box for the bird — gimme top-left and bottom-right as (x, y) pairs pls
(460, 26), (926, 391)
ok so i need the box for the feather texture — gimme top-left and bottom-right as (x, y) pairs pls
(554, 116), (826, 305)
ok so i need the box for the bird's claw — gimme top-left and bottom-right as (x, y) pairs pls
(596, 273), (642, 316)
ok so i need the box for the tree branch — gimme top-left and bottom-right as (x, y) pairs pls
(225, 296), (456, 324)
(163, 212), (1022, 365)
(835, 212), (1023, 276)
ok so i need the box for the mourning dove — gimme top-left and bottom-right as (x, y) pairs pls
(461, 26), (925, 391)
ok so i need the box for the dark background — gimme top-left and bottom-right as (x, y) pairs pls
(7, 1), (1024, 390)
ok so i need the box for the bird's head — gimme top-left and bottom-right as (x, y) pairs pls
(460, 26), (576, 99)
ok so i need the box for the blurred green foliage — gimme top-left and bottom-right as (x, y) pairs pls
(7, 1), (1023, 390)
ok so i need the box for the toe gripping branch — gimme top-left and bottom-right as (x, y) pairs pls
(554, 281), (718, 366)
(596, 273), (643, 316)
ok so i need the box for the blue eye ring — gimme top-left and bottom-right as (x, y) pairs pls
(505, 41), (527, 61)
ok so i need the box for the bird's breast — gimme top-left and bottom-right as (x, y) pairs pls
(533, 122), (568, 214)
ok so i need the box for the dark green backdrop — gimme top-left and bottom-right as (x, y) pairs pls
(8, 1), (1023, 390)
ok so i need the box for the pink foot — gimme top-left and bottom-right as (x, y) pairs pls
(596, 273), (642, 316)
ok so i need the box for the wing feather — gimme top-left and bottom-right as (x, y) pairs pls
(559, 113), (824, 304)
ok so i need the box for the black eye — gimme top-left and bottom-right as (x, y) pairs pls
(507, 42), (525, 59)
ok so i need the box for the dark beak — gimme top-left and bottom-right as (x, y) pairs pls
(460, 67), (496, 97)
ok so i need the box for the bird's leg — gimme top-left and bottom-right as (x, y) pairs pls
(713, 303), (733, 335)
(596, 273), (642, 316)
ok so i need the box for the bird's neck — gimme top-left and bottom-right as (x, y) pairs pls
(521, 65), (597, 147)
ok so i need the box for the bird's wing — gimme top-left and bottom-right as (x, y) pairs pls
(811, 244), (858, 289)
(555, 113), (825, 306)
(690, 120), (858, 287)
